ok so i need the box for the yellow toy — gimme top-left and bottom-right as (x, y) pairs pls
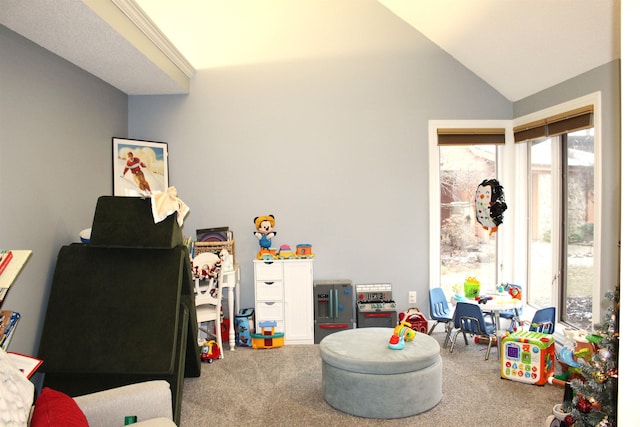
(388, 321), (416, 350)
(251, 321), (285, 349)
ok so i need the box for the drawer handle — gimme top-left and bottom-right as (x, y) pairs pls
(264, 281), (275, 286)
(319, 324), (350, 329)
(264, 301), (275, 306)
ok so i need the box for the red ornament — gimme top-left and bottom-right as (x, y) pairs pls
(577, 398), (593, 413)
(565, 415), (575, 424)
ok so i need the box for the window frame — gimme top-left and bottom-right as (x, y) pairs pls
(428, 120), (515, 293)
(514, 93), (602, 329)
(428, 92), (603, 334)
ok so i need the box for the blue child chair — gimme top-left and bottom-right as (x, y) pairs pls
(522, 306), (556, 334)
(428, 287), (454, 346)
(449, 302), (498, 360)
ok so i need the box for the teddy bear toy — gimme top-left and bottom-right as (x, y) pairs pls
(254, 215), (276, 259)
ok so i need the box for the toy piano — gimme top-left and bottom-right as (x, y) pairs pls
(501, 330), (555, 385)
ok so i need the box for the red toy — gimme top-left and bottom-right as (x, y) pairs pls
(398, 307), (429, 334)
(200, 340), (220, 363)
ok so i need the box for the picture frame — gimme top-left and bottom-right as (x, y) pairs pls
(112, 137), (169, 197)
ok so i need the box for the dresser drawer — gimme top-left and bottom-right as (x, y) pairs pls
(255, 300), (284, 321)
(255, 280), (283, 300)
(254, 261), (283, 281)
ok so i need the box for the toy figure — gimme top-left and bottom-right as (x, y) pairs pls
(475, 178), (507, 235)
(388, 321), (416, 350)
(277, 244), (296, 259)
(253, 215), (276, 259)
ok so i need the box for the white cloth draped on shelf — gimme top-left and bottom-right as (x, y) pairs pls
(150, 186), (189, 226)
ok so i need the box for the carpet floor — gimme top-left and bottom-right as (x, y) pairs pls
(180, 329), (563, 427)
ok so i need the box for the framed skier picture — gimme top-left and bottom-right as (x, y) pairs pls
(112, 137), (169, 197)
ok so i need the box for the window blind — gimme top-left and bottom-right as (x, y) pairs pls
(514, 105), (593, 143)
(437, 128), (505, 145)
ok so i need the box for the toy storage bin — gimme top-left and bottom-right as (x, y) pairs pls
(235, 308), (255, 347)
(194, 240), (235, 258)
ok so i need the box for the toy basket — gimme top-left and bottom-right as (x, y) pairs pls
(194, 240), (235, 258)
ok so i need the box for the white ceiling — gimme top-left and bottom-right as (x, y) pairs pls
(0, 0), (620, 101)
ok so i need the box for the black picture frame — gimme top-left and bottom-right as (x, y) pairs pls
(112, 137), (169, 196)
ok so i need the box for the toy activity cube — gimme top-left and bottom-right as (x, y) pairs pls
(501, 330), (555, 385)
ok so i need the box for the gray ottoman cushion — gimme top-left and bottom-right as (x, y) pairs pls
(320, 327), (442, 419)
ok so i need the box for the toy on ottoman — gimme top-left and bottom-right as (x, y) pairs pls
(319, 327), (442, 419)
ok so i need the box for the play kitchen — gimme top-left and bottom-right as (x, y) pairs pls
(313, 280), (354, 343)
(355, 283), (398, 328)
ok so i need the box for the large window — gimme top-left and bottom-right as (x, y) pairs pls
(429, 125), (508, 299)
(516, 104), (596, 330)
(439, 144), (498, 293)
(429, 98), (601, 333)
(528, 129), (595, 330)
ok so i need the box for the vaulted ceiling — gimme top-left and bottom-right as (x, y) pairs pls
(0, 0), (620, 101)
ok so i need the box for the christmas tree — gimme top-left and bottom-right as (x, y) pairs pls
(566, 288), (619, 426)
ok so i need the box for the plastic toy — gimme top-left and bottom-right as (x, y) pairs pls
(474, 335), (498, 346)
(549, 328), (598, 386)
(463, 276), (480, 299)
(475, 295), (494, 304)
(475, 178), (507, 235)
(504, 283), (522, 300)
(254, 215), (276, 259)
(251, 321), (285, 349)
(295, 243), (314, 259)
(398, 307), (429, 334)
(500, 330), (555, 385)
(277, 244), (296, 259)
(388, 321), (416, 350)
(200, 339), (220, 363)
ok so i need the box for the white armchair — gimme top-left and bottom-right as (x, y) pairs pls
(2, 348), (174, 426)
(73, 380), (176, 427)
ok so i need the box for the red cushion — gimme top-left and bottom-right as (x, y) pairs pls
(30, 387), (89, 427)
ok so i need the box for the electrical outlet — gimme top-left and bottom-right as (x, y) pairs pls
(408, 291), (417, 304)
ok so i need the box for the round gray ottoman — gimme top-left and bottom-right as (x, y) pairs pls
(319, 327), (442, 419)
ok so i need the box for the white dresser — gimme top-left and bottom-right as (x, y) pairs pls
(253, 258), (314, 345)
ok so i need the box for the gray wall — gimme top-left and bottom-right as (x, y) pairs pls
(0, 14), (621, 356)
(128, 10), (512, 312)
(0, 26), (128, 355)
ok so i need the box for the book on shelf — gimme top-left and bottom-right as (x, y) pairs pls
(0, 310), (20, 350)
(0, 250), (13, 276)
(196, 226), (233, 242)
(7, 352), (43, 379)
(0, 250), (32, 290)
